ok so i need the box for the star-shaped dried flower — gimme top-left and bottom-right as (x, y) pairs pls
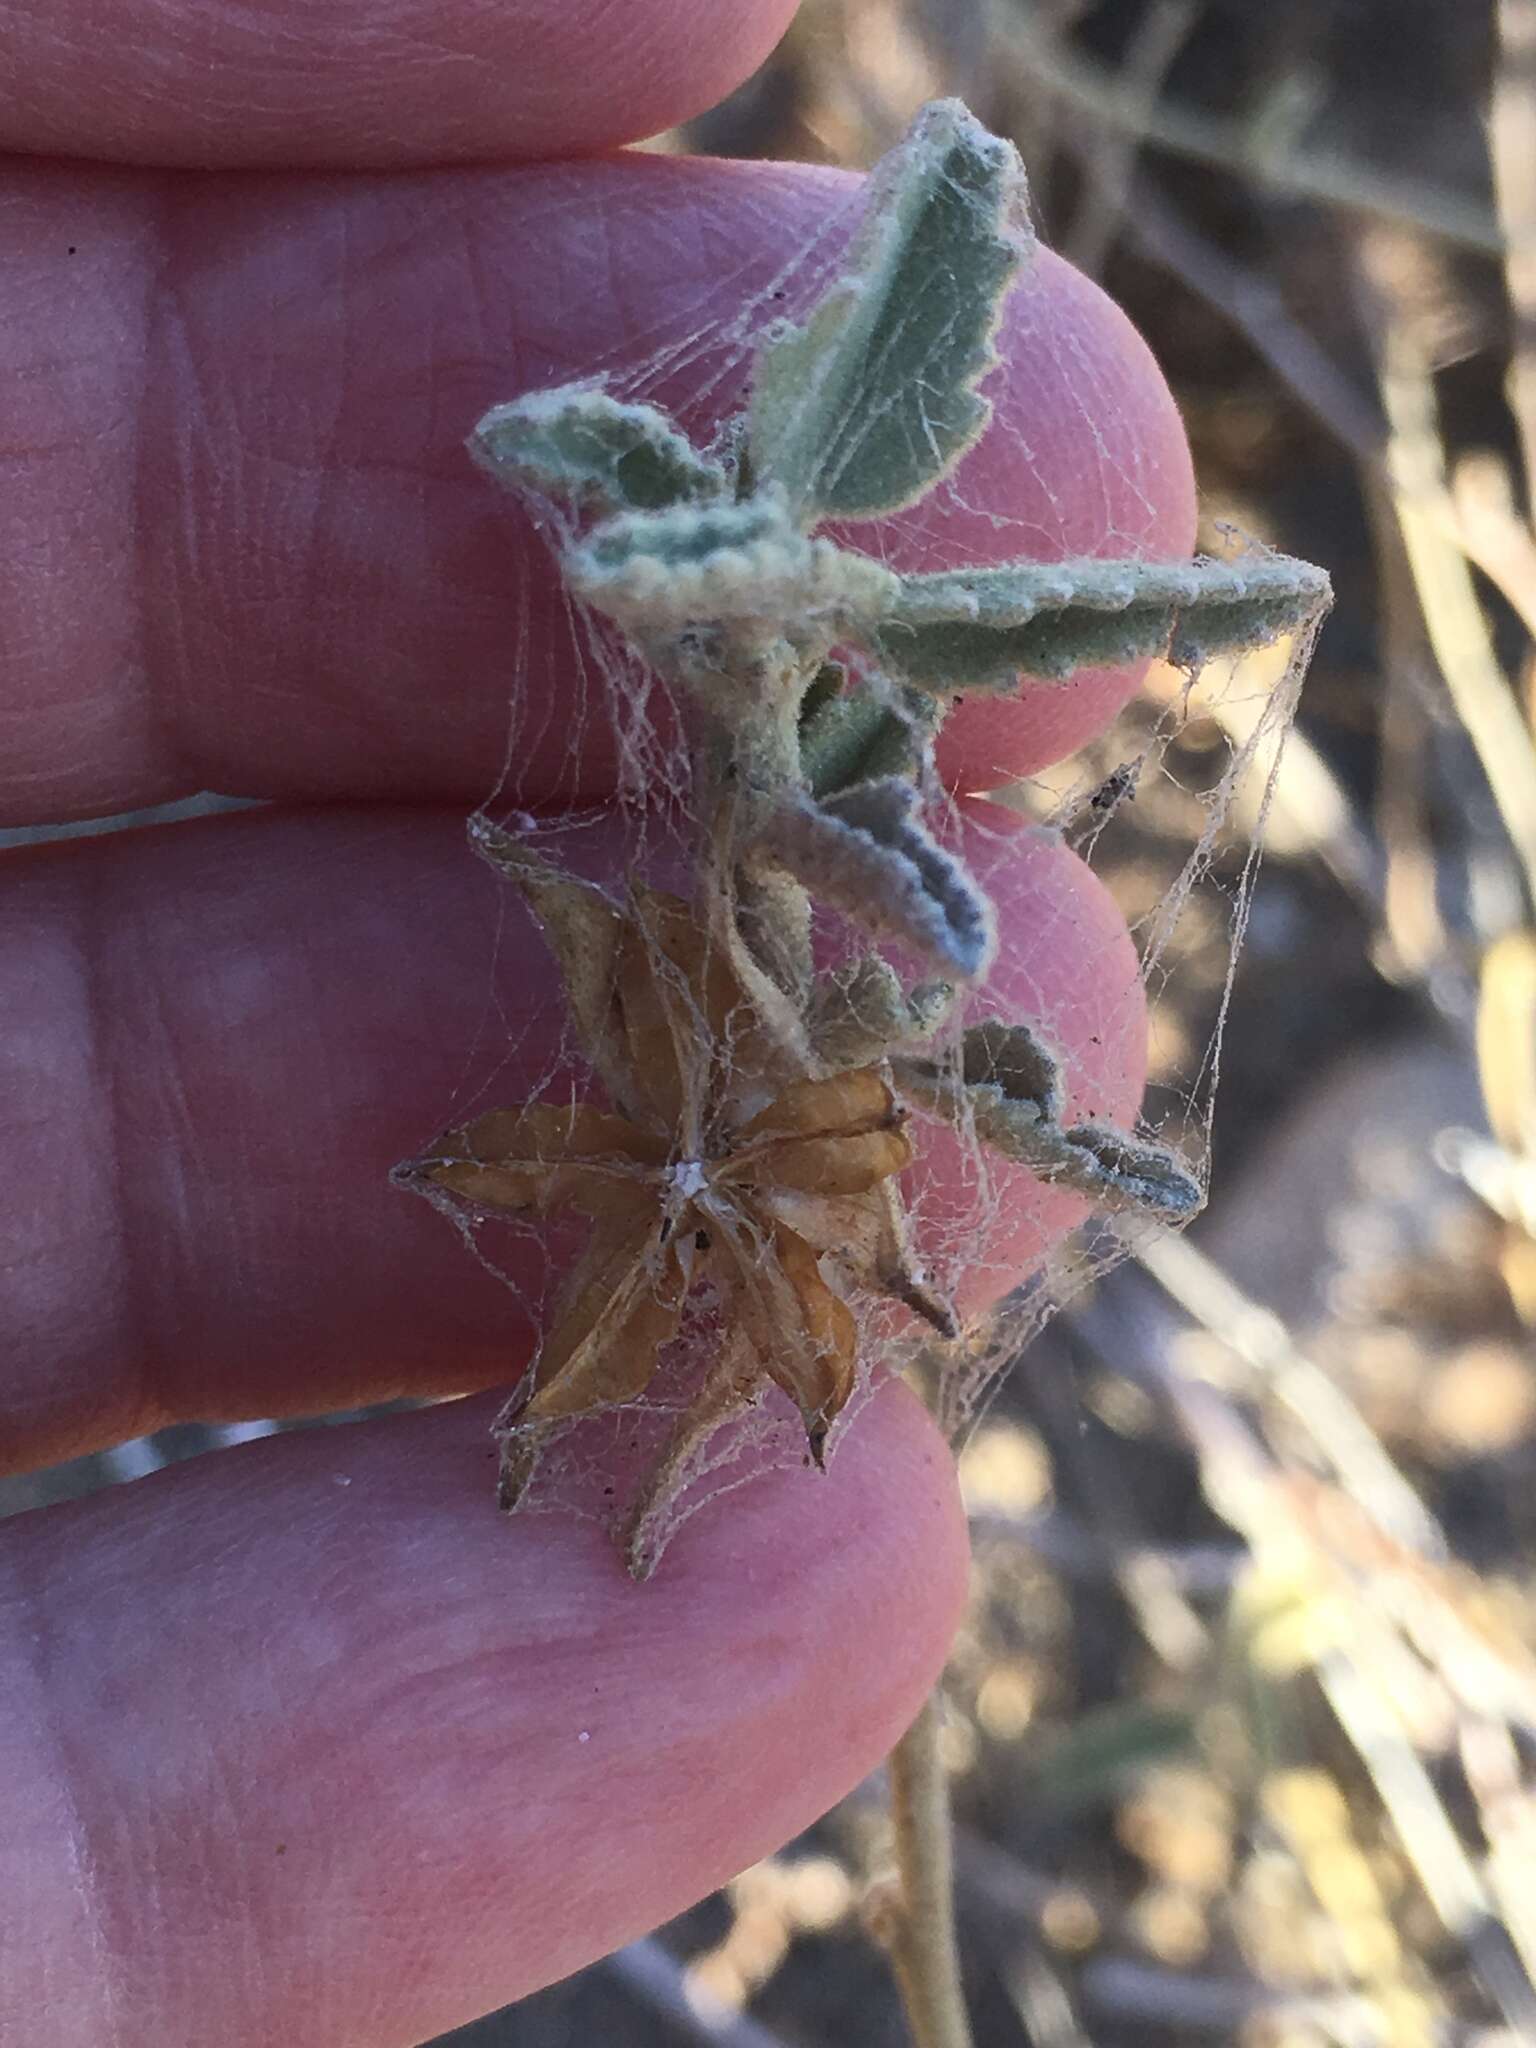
(397, 834), (954, 1514)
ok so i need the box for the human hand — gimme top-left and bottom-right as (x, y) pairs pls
(0, 2), (1193, 2040)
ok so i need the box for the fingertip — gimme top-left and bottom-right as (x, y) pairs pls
(0, 0), (799, 167)
(544, 0), (801, 160)
(6, 158), (1190, 818)
(923, 247), (1198, 788)
(6, 1381), (966, 2044)
(908, 807), (1148, 1316)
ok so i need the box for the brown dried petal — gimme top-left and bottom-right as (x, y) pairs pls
(523, 1217), (685, 1421)
(468, 823), (637, 1115)
(737, 1064), (900, 1143)
(616, 886), (746, 1141)
(422, 1102), (665, 1217)
(755, 1184), (957, 1336)
(711, 1208), (857, 1457)
(698, 872), (816, 1095)
(427, 1158), (650, 1217)
(731, 1125), (914, 1195)
(763, 1224), (859, 1456)
(756, 1187), (894, 1272)
(453, 1102), (666, 1164)
(624, 1329), (760, 1580)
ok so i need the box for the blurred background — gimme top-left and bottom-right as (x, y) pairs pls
(12, 2), (1536, 2043)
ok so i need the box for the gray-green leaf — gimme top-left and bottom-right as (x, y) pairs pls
(896, 1034), (1203, 1221)
(959, 1018), (1065, 1122)
(567, 497), (896, 629)
(870, 554), (1333, 689)
(748, 99), (1030, 524)
(798, 671), (942, 797)
(755, 777), (995, 981)
(809, 954), (956, 1065)
(470, 389), (725, 514)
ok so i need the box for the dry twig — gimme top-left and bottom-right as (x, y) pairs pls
(1061, 0), (1199, 277)
(1375, 325), (1536, 917)
(869, 1693), (973, 2048)
(1007, 6), (1502, 254)
(1493, 0), (1536, 501)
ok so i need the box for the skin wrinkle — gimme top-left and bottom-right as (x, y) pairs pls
(153, 178), (339, 762)
(120, 923), (214, 1359)
(0, 814), (550, 1461)
(1, 1536), (132, 2046)
(2, 859), (144, 1454)
(130, 179), (177, 807)
(175, 1747), (277, 2019)
(0, 0), (798, 166)
(0, 1393), (965, 2044)
(36, 1472), (359, 2037)
(307, 199), (371, 661)
(15, 1493), (308, 2039)
(0, 158), (1191, 823)
(180, 163), (678, 793)
(79, 845), (167, 1455)
(506, 169), (666, 385)
(0, 172), (151, 812)
(454, 200), (512, 410)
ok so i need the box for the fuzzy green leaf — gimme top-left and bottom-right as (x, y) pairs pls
(810, 954), (955, 1066)
(748, 99), (1030, 523)
(895, 1034), (1203, 1222)
(870, 554), (1333, 689)
(579, 495), (793, 573)
(756, 778), (995, 982)
(471, 389), (725, 514)
(567, 499), (896, 629)
(798, 673), (941, 797)
(797, 660), (847, 730)
(1056, 1121), (1205, 1219)
(959, 1018), (1065, 1122)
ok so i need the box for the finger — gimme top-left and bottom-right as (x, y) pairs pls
(1, 1380), (968, 2047)
(0, 0), (796, 168)
(927, 247), (1197, 792)
(2, 804), (1143, 1471)
(1, 156), (1193, 829)
(917, 801), (1147, 1321)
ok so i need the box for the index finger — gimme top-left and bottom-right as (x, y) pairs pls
(0, 0), (798, 167)
(0, 156), (1194, 828)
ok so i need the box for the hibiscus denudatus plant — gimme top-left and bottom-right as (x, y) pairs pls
(393, 97), (1329, 2048)
(395, 100), (1329, 1580)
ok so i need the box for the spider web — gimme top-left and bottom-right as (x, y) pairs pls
(397, 163), (1321, 1568)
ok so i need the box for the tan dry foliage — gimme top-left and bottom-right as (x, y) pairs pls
(400, 863), (954, 1516)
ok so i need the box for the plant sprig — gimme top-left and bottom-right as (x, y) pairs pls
(402, 94), (1329, 1526)
(396, 96), (1331, 2048)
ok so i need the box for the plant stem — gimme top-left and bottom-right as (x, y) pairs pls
(685, 628), (817, 1005)
(882, 1690), (974, 2048)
